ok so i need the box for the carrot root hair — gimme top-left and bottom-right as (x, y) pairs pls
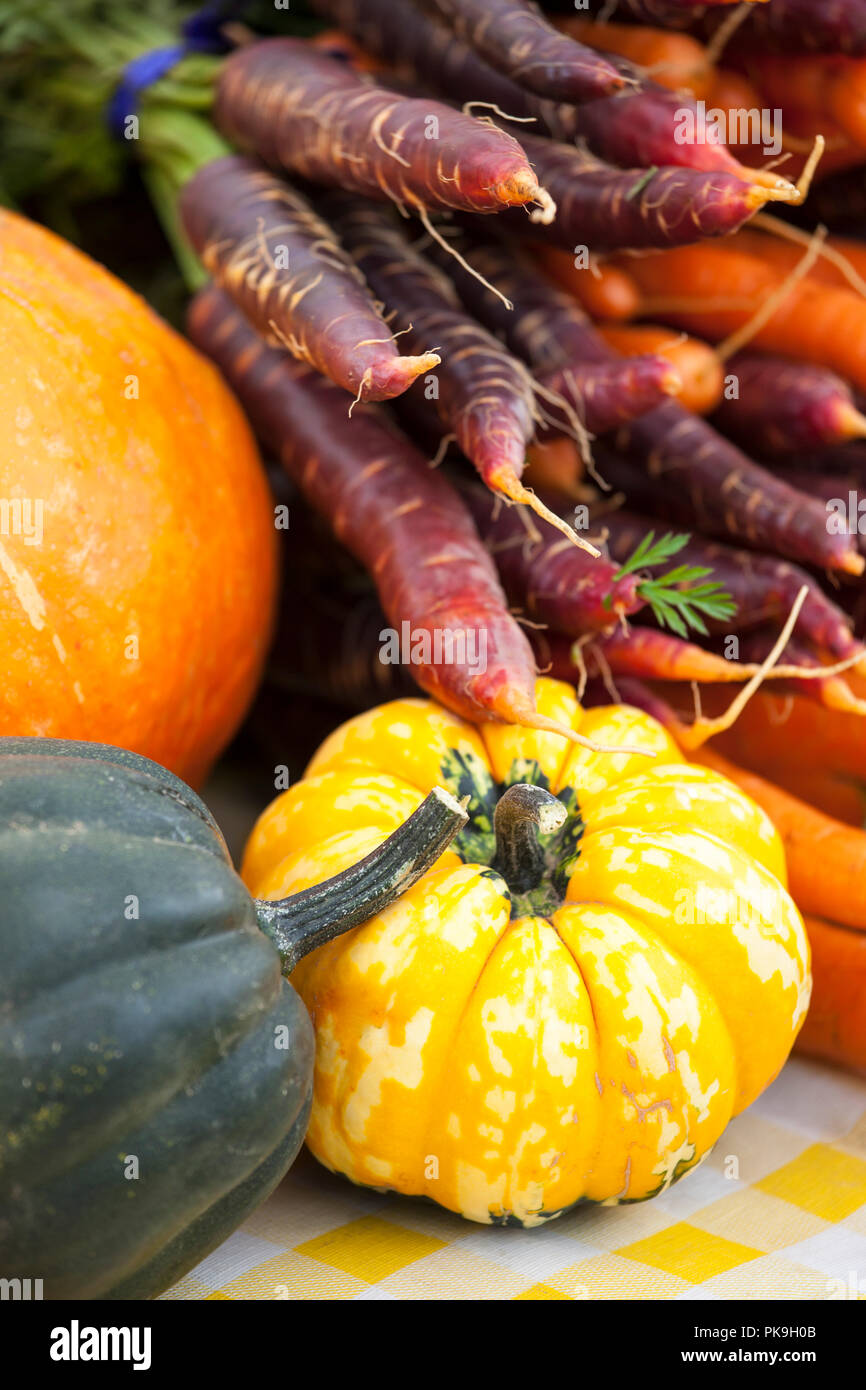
(752, 211), (866, 299)
(527, 186), (557, 226)
(490, 469), (600, 556)
(676, 586), (809, 750)
(496, 172), (556, 222)
(415, 207), (513, 309)
(716, 226), (829, 362)
(741, 136), (823, 207)
(488, 686), (654, 756)
(367, 349), (442, 399)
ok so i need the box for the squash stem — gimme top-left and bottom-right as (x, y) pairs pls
(254, 787), (468, 973)
(491, 784), (567, 895)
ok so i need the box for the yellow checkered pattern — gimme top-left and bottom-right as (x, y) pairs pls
(162, 1057), (866, 1301)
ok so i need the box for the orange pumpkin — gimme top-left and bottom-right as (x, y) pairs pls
(0, 209), (277, 784)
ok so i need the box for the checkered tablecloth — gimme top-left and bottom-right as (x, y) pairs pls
(162, 1056), (866, 1300)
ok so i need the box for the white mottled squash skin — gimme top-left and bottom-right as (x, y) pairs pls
(243, 679), (810, 1227)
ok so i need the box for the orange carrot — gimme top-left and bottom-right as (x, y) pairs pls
(598, 324), (724, 414)
(700, 66), (812, 172)
(750, 54), (866, 149)
(795, 916), (866, 1074)
(524, 437), (584, 497)
(779, 774), (866, 826)
(773, 108), (866, 181)
(532, 249), (642, 321)
(703, 66), (762, 115)
(705, 690), (866, 823)
(723, 759), (866, 826)
(809, 233), (866, 279)
(583, 629), (758, 685)
(616, 241), (866, 393)
(727, 228), (866, 293)
(698, 747), (866, 930)
(555, 28), (758, 120)
(553, 18), (712, 96)
(734, 685), (866, 776)
(620, 681), (866, 824)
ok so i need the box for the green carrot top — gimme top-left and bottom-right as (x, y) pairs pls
(610, 531), (736, 639)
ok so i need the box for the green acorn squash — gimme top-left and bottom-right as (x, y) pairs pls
(0, 737), (464, 1299)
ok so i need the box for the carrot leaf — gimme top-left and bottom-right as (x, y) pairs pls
(609, 531), (736, 638)
(610, 530), (691, 578)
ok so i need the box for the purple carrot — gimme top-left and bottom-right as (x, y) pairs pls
(313, 0), (548, 110)
(717, 0), (866, 55)
(425, 225), (864, 574)
(392, 343), (677, 446)
(578, 0), (758, 21)
(425, 0), (627, 101)
(537, 358), (681, 436)
(463, 484), (644, 634)
(785, 467), (866, 499)
(425, 231), (607, 369)
(178, 155), (438, 400)
(404, 217), (678, 431)
(601, 419), (863, 576)
(600, 509), (865, 663)
(781, 469), (866, 560)
(185, 284), (587, 742)
(578, 0), (724, 20)
(322, 193), (591, 545)
(213, 38), (554, 219)
(312, 0), (792, 189)
(537, 88), (792, 192)
(712, 353), (866, 456)
(513, 132), (784, 251)
(765, 443), (866, 477)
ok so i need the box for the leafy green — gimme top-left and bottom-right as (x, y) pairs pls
(611, 531), (736, 640)
(0, 1), (316, 210)
(0, 2), (221, 207)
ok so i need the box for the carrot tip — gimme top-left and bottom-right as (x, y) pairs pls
(841, 552), (866, 577)
(500, 171), (556, 221)
(366, 351), (442, 400)
(745, 169), (797, 195)
(492, 473), (600, 556)
(747, 182), (797, 208)
(822, 683), (866, 717)
(488, 687), (654, 756)
(528, 187), (558, 226)
(836, 403), (866, 443)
